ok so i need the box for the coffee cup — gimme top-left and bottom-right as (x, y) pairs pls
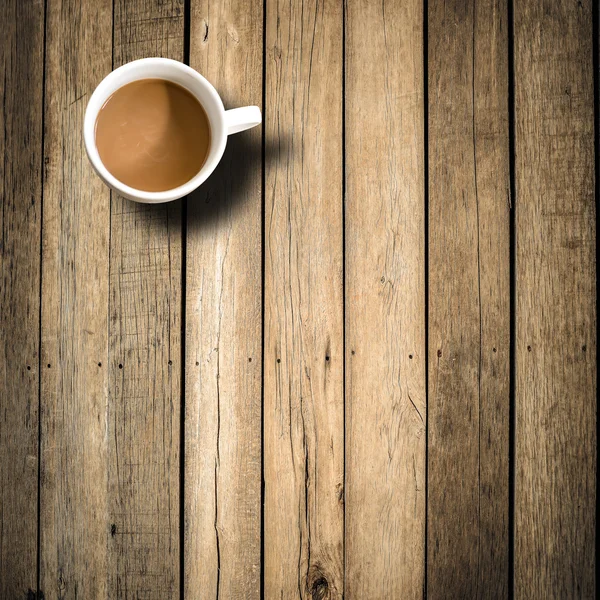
(84, 57), (261, 203)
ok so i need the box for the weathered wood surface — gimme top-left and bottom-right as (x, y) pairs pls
(514, 0), (596, 597)
(428, 0), (511, 596)
(108, 0), (184, 596)
(0, 0), (597, 596)
(0, 0), (44, 596)
(345, 0), (426, 597)
(264, 0), (344, 597)
(184, 0), (263, 597)
(40, 0), (113, 596)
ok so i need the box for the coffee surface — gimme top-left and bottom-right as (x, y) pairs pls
(95, 79), (210, 192)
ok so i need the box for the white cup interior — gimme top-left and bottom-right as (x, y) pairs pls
(84, 58), (227, 203)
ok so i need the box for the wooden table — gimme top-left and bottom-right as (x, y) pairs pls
(1, 0), (596, 598)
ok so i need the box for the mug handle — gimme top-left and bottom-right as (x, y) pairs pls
(225, 106), (262, 135)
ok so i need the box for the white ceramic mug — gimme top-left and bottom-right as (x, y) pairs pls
(84, 58), (261, 203)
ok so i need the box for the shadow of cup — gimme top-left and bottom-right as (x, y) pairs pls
(187, 128), (284, 231)
(187, 131), (261, 230)
(114, 125), (284, 233)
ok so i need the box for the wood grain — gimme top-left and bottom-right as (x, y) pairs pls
(427, 0), (510, 596)
(514, 0), (596, 597)
(184, 0), (263, 598)
(108, 0), (184, 596)
(40, 0), (113, 596)
(2, 0), (594, 593)
(264, 0), (344, 597)
(344, 0), (426, 597)
(0, 0), (44, 595)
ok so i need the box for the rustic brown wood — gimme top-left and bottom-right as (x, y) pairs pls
(0, 0), (44, 595)
(184, 0), (263, 598)
(471, 2), (512, 595)
(514, 0), (596, 597)
(1, 0), (595, 592)
(344, 0), (426, 597)
(428, 0), (511, 596)
(40, 0), (113, 596)
(264, 0), (344, 597)
(107, 0), (184, 596)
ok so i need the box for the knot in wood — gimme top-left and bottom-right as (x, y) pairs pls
(311, 576), (329, 600)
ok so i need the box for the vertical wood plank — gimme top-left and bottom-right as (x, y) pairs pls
(345, 0), (426, 597)
(40, 0), (113, 595)
(184, 0), (263, 598)
(0, 0), (44, 595)
(472, 2), (511, 593)
(264, 0), (344, 597)
(514, 0), (596, 596)
(428, 0), (511, 596)
(108, 0), (184, 596)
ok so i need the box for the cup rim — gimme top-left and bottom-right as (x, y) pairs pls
(84, 57), (227, 203)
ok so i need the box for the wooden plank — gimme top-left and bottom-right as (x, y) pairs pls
(107, 0), (184, 596)
(514, 1), (596, 596)
(0, 0), (44, 595)
(344, 0), (426, 597)
(184, 0), (262, 598)
(427, 0), (511, 596)
(40, 0), (113, 596)
(471, 1), (511, 594)
(264, 0), (344, 597)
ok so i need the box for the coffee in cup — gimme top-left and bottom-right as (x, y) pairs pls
(95, 78), (211, 192)
(85, 58), (262, 203)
